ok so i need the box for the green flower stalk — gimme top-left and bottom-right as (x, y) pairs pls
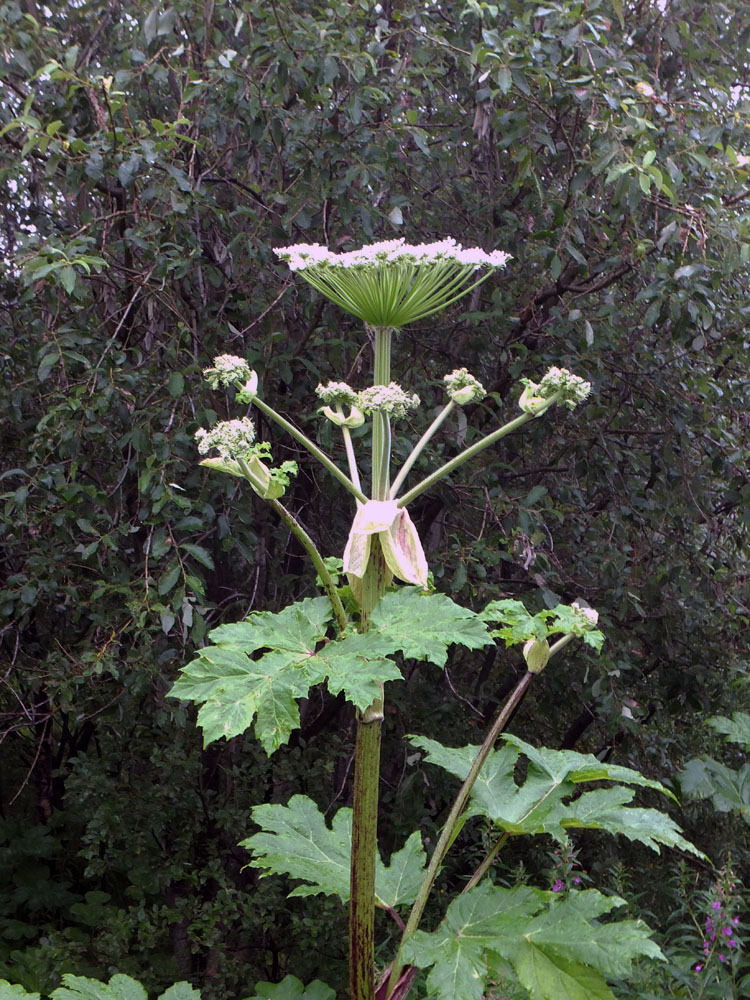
(273, 239), (511, 328)
(397, 366), (592, 508)
(390, 369), (486, 497)
(316, 381), (365, 493)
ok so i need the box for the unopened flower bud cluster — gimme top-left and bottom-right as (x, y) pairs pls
(444, 368), (486, 405)
(316, 381), (361, 407)
(316, 380), (419, 421)
(571, 602), (599, 629)
(527, 367), (591, 409)
(358, 383), (420, 419)
(203, 355), (253, 390)
(195, 417), (256, 460)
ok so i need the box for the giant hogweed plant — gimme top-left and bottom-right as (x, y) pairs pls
(174, 240), (703, 1000)
(0, 242), (703, 1000)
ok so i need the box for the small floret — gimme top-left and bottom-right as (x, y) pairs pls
(358, 383), (420, 419)
(203, 354), (253, 389)
(444, 368), (486, 405)
(195, 417), (256, 460)
(316, 381), (361, 407)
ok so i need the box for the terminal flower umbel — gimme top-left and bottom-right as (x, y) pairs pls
(274, 239), (511, 328)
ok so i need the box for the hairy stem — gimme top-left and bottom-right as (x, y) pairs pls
(350, 325), (393, 1000)
(460, 637), (579, 895)
(396, 392), (564, 509)
(390, 400), (455, 500)
(252, 394), (367, 503)
(267, 498), (348, 635)
(349, 545), (390, 1000)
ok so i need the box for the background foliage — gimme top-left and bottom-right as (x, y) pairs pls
(0, 0), (748, 996)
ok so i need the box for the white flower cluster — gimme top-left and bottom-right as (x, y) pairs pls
(195, 417), (257, 460)
(203, 354), (252, 389)
(358, 383), (420, 419)
(520, 367), (591, 412)
(537, 367), (592, 408)
(444, 367), (487, 405)
(315, 381), (360, 406)
(274, 239), (511, 272)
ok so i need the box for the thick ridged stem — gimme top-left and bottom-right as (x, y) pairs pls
(370, 326), (393, 501)
(349, 684), (383, 1000)
(349, 325), (393, 1000)
(267, 498), (348, 635)
(252, 394), (367, 503)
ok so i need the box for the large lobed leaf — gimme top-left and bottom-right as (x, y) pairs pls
(242, 975), (334, 1000)
(479, 600), (604, 651)
(170, 589), (491, 753)
(0, 977), (202, 1000)
(707, 712), (750, 749)
(679, 756), (750, 823)
(411, 733), (703, 856)
(0, 975), (333, 1000)
(242, 795), (426, 909)
(51, 976), (148, 1000)
(170, 597), (332, 752)
(402, 883), (663, 1000)
(369, 588), (491, 665)
(0, 985), (40, 1000)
